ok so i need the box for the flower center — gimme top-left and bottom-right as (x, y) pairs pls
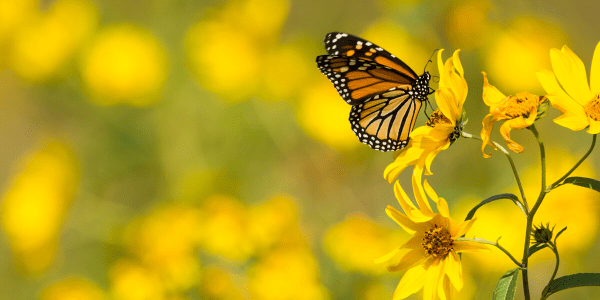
(426, 110), (451, 127)
(422, 224), (453, 258)
(497, 92), (539, 118)
(585, 94), (600, 121)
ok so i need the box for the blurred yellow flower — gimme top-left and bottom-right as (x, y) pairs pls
(248, 247), (329, 300)
(484, 17), (568, 92)
(0, 0), (37, 63)
(480, 72), (548, 157)
(185, 0), (288, 102)
(40, 276), (106, 300)
(261, 43), (311, 101)
(248, 195), (298, 252)
(537, 42), (600, 134)
(186, 20), (261, 102)
(123, 205), (203, 292)
(1, 141), (78, 275)
(323, 214), (408, 275)
(220, 0), (289, 39)
(297, 81), (359, 150)
(200, 267), (245, 300)
(81, 24), (168, 106)
(444, 0), (492, 50)
(200, 194), (256, 261)
(9, 0), (98, 82)
(385, 50), (466, 183)
(124, 205), (203, 266)
(109, 260), (164, 300)
(376, 181), (489, 300)
(362, 20), (434, 72)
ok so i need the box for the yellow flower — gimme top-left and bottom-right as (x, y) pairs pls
(40, 276), (106, 300)
(384, 49), (466, 183)
(9, 0), (98, 82)
(480, 72), (548, 157)
(376, 180), (489, 300)
(80, 24), (168, 106)
(1, 141), (78, 275)
(536, 42), (600, 134)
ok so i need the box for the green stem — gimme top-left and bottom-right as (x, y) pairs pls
(456, 237), (523, 268)
(521, 124), (547, 300)
(541, 243), (560, 300)
(461, 131), (528, 211)
(547, 134), (597, 191)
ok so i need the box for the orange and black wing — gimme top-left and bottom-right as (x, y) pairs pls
(316, 55), (414, 105)
(349, 90), (422, 151)
(324, 32), (419, 80)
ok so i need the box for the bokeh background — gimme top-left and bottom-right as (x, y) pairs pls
(1, 0), (599, 299)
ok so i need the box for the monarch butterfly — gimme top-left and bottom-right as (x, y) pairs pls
(316, 32), (433, 151)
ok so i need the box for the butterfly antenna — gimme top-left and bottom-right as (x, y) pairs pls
(423, 49), (440, 73)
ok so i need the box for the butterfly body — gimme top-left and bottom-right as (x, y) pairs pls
(316, 32), (432, 151)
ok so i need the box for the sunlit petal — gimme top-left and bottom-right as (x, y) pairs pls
(453, 241), (492, 253)
(591, 41), (600, 95)
(536, 69), (579, 114)
(423, 259), (443, 300)
(587, 119), (600, 134)
(553, 113), (590, 131)
(499, 119), (524, 153)
(550, 48), (591, 105)
(393, 264), (428, 300)
(451, 217), (477, 238)
(445, 251), (463, 290)
(386, 247), (429, 272)
(482, 72), (507, 105)
(385, 206), (418, 235)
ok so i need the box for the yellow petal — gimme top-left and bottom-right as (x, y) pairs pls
(384, 147), (422, 183)
(423, 180), (439, 202)
(423, 259), (444, 300)
(563, 45), (592, 99)
(482, 72), (506, 106)
(386, 205), (418, 235)
(480, 114), (497, 158)
(394, 181), (418, 211)
(452, 49), (464, 78)
(437, 49), (445, 89)
(536, 69), (584, 115)
(451, 217), (477, 238)
(590, 41), (600, 95)
(386, 247), (429, 272)
(436, 197), (450, 218)
(550, 48), (592, 106)
(424, 147), (446, 176)
(435, 88), (460, 124)
(445, 251), (463, 290)
(587, 119), (600, 134)
(374, 246), (402, 264)
(412, 168), (433, 215)
(500, 119), (524, 153)
(453, 241), (492, 253)
(394, 264), (428, 300)
(553, 113), (590, 131)
(438, 277), (454, 300)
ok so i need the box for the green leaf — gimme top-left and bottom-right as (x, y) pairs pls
(562, 177), (600, 193)
(465, 194), (524, 221)
(528, 243), (548, 257)
(493, 268), (520, 300)
(543, 273), (600, 298)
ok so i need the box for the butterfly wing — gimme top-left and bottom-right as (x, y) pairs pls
(350, 90), (422, 151)
(324, 32), (419, 80)
(316, 55), (413, 105)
